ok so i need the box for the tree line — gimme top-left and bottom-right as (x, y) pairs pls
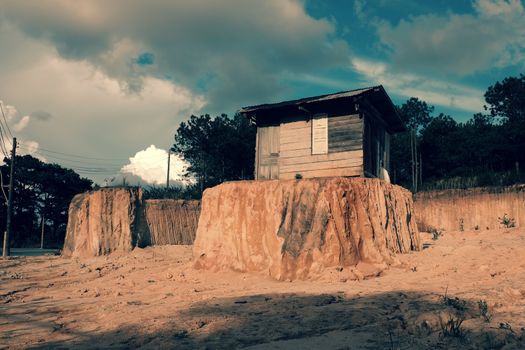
(0, 155), (93, 248)
(392, 74), (525, 191)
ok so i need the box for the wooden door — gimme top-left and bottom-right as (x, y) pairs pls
(257, 126), (280, 179)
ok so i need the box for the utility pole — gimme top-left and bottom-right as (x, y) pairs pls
(2, 137), (16, 258)
(40, 215), (45, 249)
(166, 149), (171, 188)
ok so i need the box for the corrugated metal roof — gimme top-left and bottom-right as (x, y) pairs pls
(239, 86), (379, 114)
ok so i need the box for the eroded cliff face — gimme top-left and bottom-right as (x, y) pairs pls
(62, 187), (150, 258)
(145, 200), (200, 245)
(193, 178), (420, 280)
(414, 185), (525, 231)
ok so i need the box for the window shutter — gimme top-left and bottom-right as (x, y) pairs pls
(312, 115), (328, 154)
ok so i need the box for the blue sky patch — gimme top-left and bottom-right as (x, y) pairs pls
(136, 52), (155, 66)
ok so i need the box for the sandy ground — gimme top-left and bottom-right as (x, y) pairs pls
(1, 228), (525, 349)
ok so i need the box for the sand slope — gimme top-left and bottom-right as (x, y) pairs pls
(1, 228), (525, 349)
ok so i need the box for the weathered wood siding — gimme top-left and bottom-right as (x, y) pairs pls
(278, 114), (363, 180)
(328, 114), (363, 153)
(256, 126), (280, 179)
(363, 113), (390, 179)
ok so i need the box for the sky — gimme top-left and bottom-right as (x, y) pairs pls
(0, 0), (524, 185)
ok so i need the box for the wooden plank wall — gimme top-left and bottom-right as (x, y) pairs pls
(257, 126), (280, 179)
(278, 114), (363, 180)
(328, 114), (363, 153)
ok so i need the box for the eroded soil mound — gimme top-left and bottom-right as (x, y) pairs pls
(414, 185), (525, 231)
(194, 177), (420, 280)
(62, 187), (150, 257)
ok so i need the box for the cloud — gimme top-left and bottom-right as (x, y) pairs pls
(376, 0), (525, 75)
(353, 0), (368, 22)
(13, 115), (30, 132)
(29, 110), (52, 121)
(474, 0), (524, 16)
(351, 57), (485, 112)
(0, 137), (43, 166)
(0, 101), (43, 162)
(120, 145), (192, 186)
(0, 20), (206, 183)
(0, 102), (18, 122)
(351, 58), (386, 77)
(2, 101), (39, 134)
(17, 139), (43, 160)
(1, 0), (351, 110)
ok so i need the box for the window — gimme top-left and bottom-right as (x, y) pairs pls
(311, 114), (328, 154)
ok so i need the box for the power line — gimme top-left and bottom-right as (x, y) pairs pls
(17, 141), (131, 161)
(17, 146), (127, 167)
(0, 126), (10, 158)
(18, 145), (168, 166)
(74, 169), (122, 174)
(0, 102), (13, 139)
(26, 149), (170, 175)
(16, 142), (172, 178)
(0, 102), (14, 158)
(0, 170), (8, 204)
(18, 142), (171, 166)
(2, 137), (16, 257)
(0, 130), (9, 158)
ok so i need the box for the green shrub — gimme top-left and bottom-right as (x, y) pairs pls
(498, 214), (515, 228)
(431, 228), (443, 240)
(477, 299), (492, 322)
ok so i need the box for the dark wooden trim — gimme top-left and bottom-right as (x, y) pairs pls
(360, 99), (392, 133)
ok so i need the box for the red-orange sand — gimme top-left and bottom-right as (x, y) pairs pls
(1, 228), (525, 349)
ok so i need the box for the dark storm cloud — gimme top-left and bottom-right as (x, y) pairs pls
(29, 110), (52, 121)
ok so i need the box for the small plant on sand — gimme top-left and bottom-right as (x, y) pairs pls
(295, 173), (303, 180)
(443, 296), (467, 312)
(498, 214), (515, 228)
(442, 287), (467, 312)
(459, 218), (464, 232)
(477, 299), (492, 322)
(499, 322), (514, 333)
(430, 228), (443, 240)
(439, 314), (467, 340)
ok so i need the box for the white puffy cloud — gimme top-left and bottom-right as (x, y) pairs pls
(13, 115), (30, 132)
(0, 136), (43, 165)
(17, 139), (43, 160)
(352, 58), (387, 77)
(1, 103), (17, 122)
(120, 145), (191, 186)
(376, 0), (525, 75)
(0, 101), (42, 162)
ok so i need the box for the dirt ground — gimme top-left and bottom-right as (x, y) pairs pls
(1, 228), (525, 349)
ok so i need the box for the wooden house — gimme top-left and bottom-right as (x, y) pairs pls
(239, 85), (405, 180)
